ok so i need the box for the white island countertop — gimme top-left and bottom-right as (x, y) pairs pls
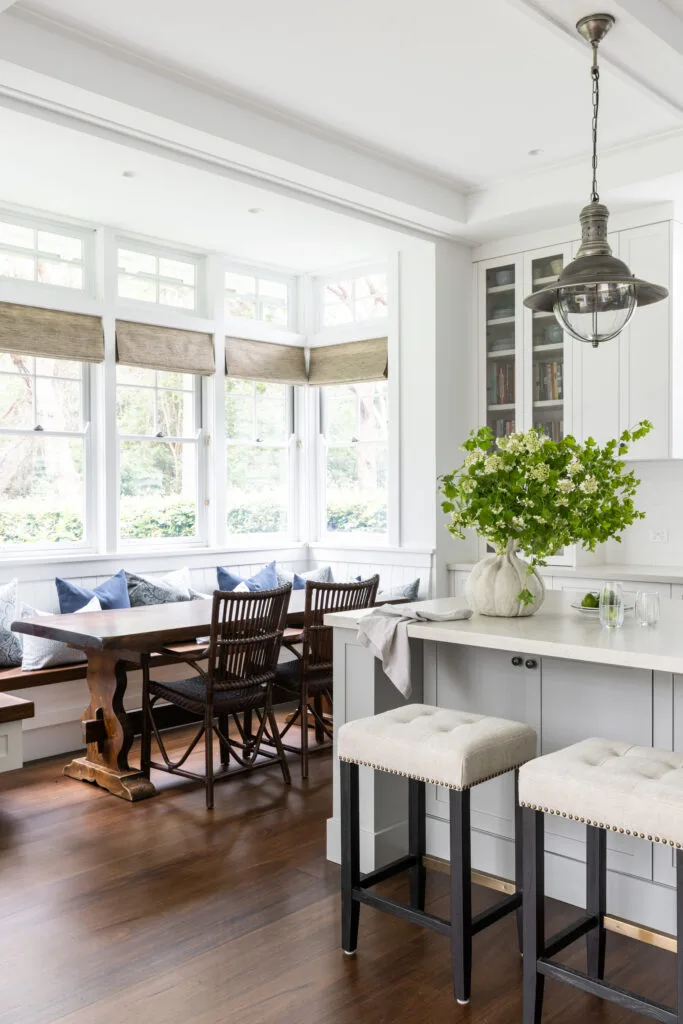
(447, 561), (683, 585)
(325, 591), (683, 675)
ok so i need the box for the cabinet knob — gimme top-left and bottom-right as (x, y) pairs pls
(511, 656), (523, 667)
(525, 658), (538, 670)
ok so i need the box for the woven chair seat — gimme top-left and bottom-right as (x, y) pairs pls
(149, 676), (269, 715)
(275, 658), (331, 696)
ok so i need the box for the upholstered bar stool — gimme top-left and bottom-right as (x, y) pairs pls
(520, 737), (683, 1024)
(338, 703), (537, 1004)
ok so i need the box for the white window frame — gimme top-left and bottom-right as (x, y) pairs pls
(315, 263), (389, 331)
(116, 368), (208, 549)
(318, 379), (389, 542)
(115, 237), (203, 316)
(223, 261), (295, 332)
(224, 379), (297, 542)
(0, 355), (95, 553)
(0, 208), (95, 298)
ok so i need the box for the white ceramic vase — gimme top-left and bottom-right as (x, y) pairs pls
(466, 539), (545, 617)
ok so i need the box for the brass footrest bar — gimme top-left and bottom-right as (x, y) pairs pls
(537, 959), (677, 1024)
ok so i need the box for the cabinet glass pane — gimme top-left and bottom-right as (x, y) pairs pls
(486, 264), (516, 440)
(531, 253), (564, 442)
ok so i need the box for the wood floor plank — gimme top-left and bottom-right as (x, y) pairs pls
(0, 726), (678, 1023)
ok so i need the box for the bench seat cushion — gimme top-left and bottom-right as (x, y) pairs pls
(519, 737), (683, 848)
(338, 704), (537, 791)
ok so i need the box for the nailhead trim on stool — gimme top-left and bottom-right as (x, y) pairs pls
(341, 754), (533, 791)
(518, 801), (682, 847)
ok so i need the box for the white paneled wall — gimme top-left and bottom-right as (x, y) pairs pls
(2, 542), (434, 762)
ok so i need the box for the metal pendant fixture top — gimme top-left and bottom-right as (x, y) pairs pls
(523, 13), (668, 347)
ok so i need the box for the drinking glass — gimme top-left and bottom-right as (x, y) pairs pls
(636, 591), (660, 627)
(599, 581), (624, 630)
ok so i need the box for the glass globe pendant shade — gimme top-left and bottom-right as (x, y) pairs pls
(524, 202), (668, 346)
(554, 280), (636, 346)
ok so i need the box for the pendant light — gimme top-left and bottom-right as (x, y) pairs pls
(523, 13), (668, 347)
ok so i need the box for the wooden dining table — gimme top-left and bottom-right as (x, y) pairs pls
(12, 591), (306, 801)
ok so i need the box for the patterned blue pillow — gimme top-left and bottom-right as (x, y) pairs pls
(0, 579), (22, 668)
(217, 561), (279, 592)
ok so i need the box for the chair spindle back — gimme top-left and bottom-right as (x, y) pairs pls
(207, 585), (292, 693)
(303, 576), (379, 673)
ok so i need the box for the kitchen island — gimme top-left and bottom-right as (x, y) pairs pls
(325, 591), (683, 937)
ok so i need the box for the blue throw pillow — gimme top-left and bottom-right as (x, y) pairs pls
(56, 569), (131, 614)
(292, 573), (307, 590)
(217, 561), (279, 593)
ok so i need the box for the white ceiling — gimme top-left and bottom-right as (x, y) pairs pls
(15, 0), (683, 188)
(0, 105), (408, 271)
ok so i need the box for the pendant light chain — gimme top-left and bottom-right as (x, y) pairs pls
(590, 42), (600, 202)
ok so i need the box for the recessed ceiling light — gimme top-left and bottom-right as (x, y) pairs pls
(122, 170), (136, 178)
(248, 207), (263, 214)
(528, 149), (543, 157)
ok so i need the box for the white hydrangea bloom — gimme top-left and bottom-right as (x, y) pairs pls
(511, 516), (526, 530)
(579, 475), (598, 494)
(557, 478), (576, 493)
(567, 458), (582, 476)
(484, 454), (503, 473)
(529, 462), (550, 482)
(461, 477), (476, 493)
(524, 430), (544, 453)
(556, 496), (569, 506)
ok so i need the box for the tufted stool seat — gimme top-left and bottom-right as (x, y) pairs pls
(519, 736), (683, 848)
(339, 704), (537, 790)
(519, 737), (683, 1024)
(338, 703), (537, 1005)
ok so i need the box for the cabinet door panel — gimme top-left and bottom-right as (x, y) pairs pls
(542, 656), (653, 879)
(427, 646), (540, 841)
(618, 222), (671, 460)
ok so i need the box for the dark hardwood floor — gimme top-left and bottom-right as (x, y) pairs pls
(0, 727), (677, 1024)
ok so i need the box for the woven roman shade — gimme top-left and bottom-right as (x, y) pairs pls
(225, 336), (307, 384)
(0, 302), (104, 363)
(116, 320), (215, 375)
(308, 337), (388, 386)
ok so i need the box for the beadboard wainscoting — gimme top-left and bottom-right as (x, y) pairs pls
(2, 543), (433, 761)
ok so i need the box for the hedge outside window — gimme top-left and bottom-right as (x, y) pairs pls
(321, 380), (388, 535)
(116, 366), (202, 541)
(0, 353), (88, 547)
(0, 219), (85, 290)
(225, 379), (292, 534)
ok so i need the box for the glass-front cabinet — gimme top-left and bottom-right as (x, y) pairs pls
(481, 258), (521, 442)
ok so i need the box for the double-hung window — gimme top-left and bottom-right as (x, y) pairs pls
(116, 367), (203, 543)
(321, 380), (388, 536)
(0, 353), (91, 548)
(225, 379), (293, 535)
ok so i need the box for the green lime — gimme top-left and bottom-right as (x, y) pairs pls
(581, 592), (599, 608)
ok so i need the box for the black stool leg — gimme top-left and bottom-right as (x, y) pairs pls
(514, 769), (524, 953)
(523, 807), (545, 1024)
(341, 761), (360, 955)
(586, 825), (606, 980)
(677, 849), (683, 1019)
(450, 788), (472, 1005)
(409, 779), (426, 911)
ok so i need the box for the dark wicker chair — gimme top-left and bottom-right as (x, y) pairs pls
(274, 576), (379, 778)
(140, 584), (292, 809)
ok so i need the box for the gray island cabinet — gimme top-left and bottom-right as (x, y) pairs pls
(325, 592), (683, 936)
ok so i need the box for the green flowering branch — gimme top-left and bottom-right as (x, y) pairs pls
(438, 421), (652, 604)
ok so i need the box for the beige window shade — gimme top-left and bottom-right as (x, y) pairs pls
(308, 337), (388, 386)
(225, 336), (307, 384)
(116, 320), (215, 375)
(0, 301), (104, 363)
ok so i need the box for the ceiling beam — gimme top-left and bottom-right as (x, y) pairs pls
(0, 7), (468, 238)
(613, 0), (683, 59)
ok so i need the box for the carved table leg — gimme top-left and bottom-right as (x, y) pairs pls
(63, 649), (156, 801)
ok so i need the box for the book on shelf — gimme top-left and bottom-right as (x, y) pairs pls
(491, 418), (515, 437)
(488, 360), (515, 405)
(533, 359), (564, 402)
(536, 419), (564, 442)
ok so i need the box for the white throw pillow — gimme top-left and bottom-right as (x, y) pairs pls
(21, 596), (101, 671)
(233, 581), (250, 593)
